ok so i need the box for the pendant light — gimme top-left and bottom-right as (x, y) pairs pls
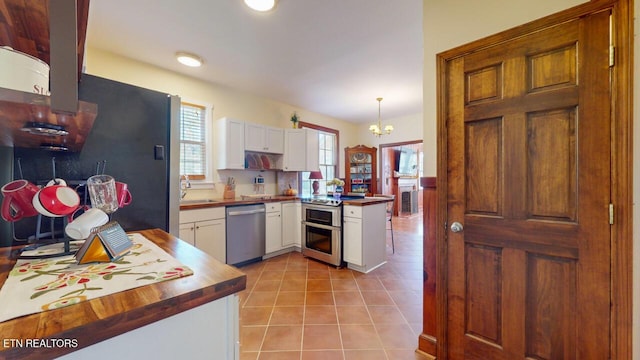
(369, 97), (393, 137)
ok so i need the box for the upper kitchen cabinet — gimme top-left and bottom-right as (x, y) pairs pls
(244, 123), (284, 154)
(216, 117), (245, 169)
(0, 0), (97, 152)
(283, 128), (319, 172)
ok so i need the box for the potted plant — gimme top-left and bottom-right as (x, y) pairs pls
(290, 111), (299, 128)
(326, 178), (345, 198)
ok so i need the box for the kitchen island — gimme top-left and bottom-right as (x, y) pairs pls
(0, 229), (246, 360)
(342, 198), (390, 273)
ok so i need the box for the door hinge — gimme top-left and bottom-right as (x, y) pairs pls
(609, 203), (614, 225)
(609, 46), (615, 67)
(609, 14), (615, 67)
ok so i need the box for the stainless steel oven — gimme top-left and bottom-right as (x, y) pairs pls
(301, 201), (342, 266)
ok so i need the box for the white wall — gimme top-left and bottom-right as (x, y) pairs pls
(355, 112), (424, 149)
(84, 47), (361, 194)
(422, 0), (587, 177)
(424, 0), (638, 357)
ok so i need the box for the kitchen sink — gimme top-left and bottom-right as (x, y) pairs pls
(180, 199), (219, 205)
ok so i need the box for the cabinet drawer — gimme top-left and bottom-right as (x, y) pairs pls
(265, 202), (281, 213)
(343, 205), (362, 219)
(180, 207), (226, 223)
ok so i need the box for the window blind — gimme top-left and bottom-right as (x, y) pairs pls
(180, 102), (206, 179)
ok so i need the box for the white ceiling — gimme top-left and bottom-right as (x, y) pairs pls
(86, 0), (423, 124)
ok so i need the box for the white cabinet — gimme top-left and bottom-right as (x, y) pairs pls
(343, 215), (363, 265)
(194, 219), (226, 262)
(283, 128), (319, 171)
(342, 204), (387, 273)
(245, 123), (284, 154)
(281, 201), (301, 248)
(178, 223), (196, 246)
(265, 202), (283, 254)
(179, 207), (226, 263)
(60, 295), (239, 360)
(216, 117), (245, 169)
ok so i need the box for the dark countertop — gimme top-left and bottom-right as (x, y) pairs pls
(179, 195), (392, 210)
(0, 228), (246, 360)
(341, 196), (393, 206)
(180, 195), (299, 210)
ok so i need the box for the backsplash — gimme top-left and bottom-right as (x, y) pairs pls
(181, 170), (300, 201)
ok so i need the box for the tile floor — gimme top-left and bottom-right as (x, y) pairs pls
(237, 213), (427, 360)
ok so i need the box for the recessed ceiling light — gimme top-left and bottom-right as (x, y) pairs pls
(244, 0), (277, 12)
(176, 52), (203, 67)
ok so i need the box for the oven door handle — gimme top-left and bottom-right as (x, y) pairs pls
(302, 221), (341, 231)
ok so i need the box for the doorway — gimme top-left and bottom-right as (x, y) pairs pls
(379, 141), (423, 217)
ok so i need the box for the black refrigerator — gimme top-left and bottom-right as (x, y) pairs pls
(2, 74), (180, 245)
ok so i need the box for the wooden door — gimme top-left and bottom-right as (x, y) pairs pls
(443, 10), (611, 360)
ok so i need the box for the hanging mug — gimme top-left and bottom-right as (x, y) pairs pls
(32, 185), (80, 217)
(115, 181), (132, 208)
(87, 175), (119, 214)
(1, 180), (40, 222)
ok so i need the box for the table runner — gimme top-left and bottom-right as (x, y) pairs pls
(0, 233), (193, 323)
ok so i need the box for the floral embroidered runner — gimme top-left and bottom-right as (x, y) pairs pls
(0, 233), (193, 323)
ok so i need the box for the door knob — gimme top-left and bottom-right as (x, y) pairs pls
(450, 222), (463, 233)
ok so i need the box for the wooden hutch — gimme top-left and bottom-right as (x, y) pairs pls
(344, 145), (377, 196)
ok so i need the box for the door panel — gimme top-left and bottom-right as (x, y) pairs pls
(445, 10), (611, 360)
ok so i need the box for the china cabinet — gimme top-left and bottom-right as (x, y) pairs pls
(344, 145), (377, 196)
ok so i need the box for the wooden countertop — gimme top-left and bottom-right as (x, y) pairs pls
(342, 197), (393, 207)
(180, 195), (391, 210)
(180, 195), (298, 210)
(0, 228), (246, 360)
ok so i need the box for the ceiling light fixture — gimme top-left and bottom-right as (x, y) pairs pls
(244, 0), (278, 12)
(176, 52), (203, 67)
(369, 97), (393, 137)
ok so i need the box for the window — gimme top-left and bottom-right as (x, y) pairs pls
(179, 102), (207, 180)
(299, 122), (339, 196)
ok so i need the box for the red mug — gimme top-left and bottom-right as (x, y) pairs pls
(32, 185), (80, 217)
(115, 182), (132, 208)
(1, 180), (40, 222)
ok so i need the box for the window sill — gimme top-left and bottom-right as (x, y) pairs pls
(186, 181), (215, 190)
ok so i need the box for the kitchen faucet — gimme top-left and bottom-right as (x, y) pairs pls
(181, 175), (191, 199)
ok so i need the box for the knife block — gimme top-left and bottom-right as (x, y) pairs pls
(223, 186), (235, 200)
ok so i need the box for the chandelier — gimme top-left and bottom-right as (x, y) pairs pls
(369, 97), (393, 137)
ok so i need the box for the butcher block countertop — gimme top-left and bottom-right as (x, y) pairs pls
(180, 195), (391, 210)
(180, 195), (298, 210)
(0, 228), (246, 360)
(341, 196), (393, 206)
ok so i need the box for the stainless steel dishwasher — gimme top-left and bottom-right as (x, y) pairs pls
(226, 203), (266, 266)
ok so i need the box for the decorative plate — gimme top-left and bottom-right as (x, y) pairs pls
(351, 153), (367, 163)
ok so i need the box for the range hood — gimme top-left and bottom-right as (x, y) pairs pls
(0, 0), (97, 152)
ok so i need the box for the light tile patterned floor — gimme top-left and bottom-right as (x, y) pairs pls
(238, 214), (428, 360)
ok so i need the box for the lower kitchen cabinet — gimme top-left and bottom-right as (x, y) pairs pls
(179, 208), (226, 263)
(342, 204), (387, 273)
(265, 203), (283, 254)
(264, 201), (301, 257)
(178, 223), (196, 246)
(281, 201), (301, 248)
